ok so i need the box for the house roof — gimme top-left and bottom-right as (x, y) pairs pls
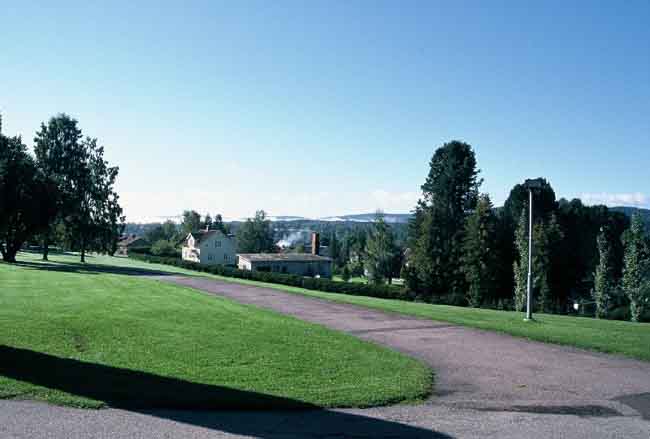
(118, 235), (149, 247)
(237, 253), (332, 263)
(189, 230), (218, 244)
(186, 229), (233, 245)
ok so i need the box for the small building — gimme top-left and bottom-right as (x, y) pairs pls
(116, 235), (150, 256)
(182, 229), (236, 266)
(237, 232), (332, 278)
(237, 253), (332, 278)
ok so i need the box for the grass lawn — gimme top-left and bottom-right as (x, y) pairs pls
(0, 253), (431, 409)
(331, 275), (403, 286)
(81, 253), (650, 363)
(332, 275), (367, 284)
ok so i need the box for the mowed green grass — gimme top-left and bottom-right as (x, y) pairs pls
(332, 275), (368, 284)
(0, 254), (432, 409)
(92, 253), (650, 362)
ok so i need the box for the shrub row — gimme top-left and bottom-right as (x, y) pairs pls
(128, 252), (409, 300)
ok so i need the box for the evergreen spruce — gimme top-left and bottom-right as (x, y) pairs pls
(407, 141), (481, 299)
(461, 194), (498, 307)
(365, 212), (397, 284)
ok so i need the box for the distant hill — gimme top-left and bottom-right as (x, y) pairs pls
(320, 213), (412, 224)
(254, 213), (414, 224)
(125, 207), (649, 230)
(268, 207), (650, 227)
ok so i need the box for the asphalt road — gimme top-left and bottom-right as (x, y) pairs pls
(3, 275), (650, 438)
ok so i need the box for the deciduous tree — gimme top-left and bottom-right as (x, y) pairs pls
(365, 212), (397, 284)
(532, 215), (563, 313)
(622, 213), (649, 322)
(0, 130), (57, 262)
(33, 114), (84, 260)
(513, 209), (528, 311)
(236, 210), (275, 253)
(592, 227), (614, 318)
(73, 138), (122, 262)
(180, 210), (202, 236)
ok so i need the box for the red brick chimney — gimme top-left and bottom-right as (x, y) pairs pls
(311, 232), (320, 256)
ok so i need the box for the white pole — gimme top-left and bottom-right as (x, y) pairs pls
(526, 188), (533, 320)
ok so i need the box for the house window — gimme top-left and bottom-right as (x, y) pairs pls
(215, 241), (221, 248)
(208, 255), (213, 261)
(223, 254), (228, 261)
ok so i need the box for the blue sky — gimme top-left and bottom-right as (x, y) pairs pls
(2, 1), (649, 221)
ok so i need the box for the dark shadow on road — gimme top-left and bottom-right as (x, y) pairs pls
(468, 403), (622, 418)
(0, 345), (450, 438)
(614, 393), (650, 420)
(13, 260), (175, 277)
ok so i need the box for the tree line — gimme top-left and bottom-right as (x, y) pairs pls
(404, 140), (650, 321)
(138, 209), (275, 257)
(0, 114), (123, 263)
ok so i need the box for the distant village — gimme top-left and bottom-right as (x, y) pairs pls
(120, 226), (343, 280)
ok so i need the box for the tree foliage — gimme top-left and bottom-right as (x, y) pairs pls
(151, 239), (179, 257)
(461, 194), (499, 307)
(513, 209), (529, 311)
(180, 210), (202, 236)
(364, 212), (397, 284)
(145, 220), (179, 244)
(33, 114), (84, 260)
(503, 179), (557, 226)
(622, 213), (650, 322)
(0, 130), (57, 262)
(532, 214), (564, 313)
(73, 137), (122, 262)
(236, 210), (275, 253)
(329, 231), (341, 266)
(33, 114), (123, 262)
(209, 213), (228, 234)
(592, 227), (613, 318)
(406, 141), (481, 300)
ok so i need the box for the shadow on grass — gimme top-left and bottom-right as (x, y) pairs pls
(0, 345), (450, 438)
(13, 260), (176, 277)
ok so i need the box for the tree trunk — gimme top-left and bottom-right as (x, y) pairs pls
(3, 251), (17, 263)
(42, 231), (50, 261)
(630, 298), (640, 323)
(1, 244), (18, 263)
(80, 234), (86, 263)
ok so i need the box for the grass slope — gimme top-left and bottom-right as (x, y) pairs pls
(89, 253), (650, 362)
(0, 254), (431, 409)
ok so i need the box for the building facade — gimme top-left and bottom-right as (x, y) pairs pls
(237, 253), (332, 278)
(182, 230), (236, 266)
(237, 232), (332, 278)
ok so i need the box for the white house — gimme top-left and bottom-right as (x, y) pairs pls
(182, 230), (236, 266)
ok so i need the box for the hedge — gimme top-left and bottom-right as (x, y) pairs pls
(128, 252), (410, 301)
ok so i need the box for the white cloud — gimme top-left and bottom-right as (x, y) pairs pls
(580, 192), (650, 208)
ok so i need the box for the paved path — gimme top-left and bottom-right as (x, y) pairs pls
(4, 275), (650, 438)
(159, 276), (650, 412)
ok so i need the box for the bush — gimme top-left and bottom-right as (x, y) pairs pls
(150, 239), (180, 258)
(341, 265), (351, 282)
(128, 253), (408, 301)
